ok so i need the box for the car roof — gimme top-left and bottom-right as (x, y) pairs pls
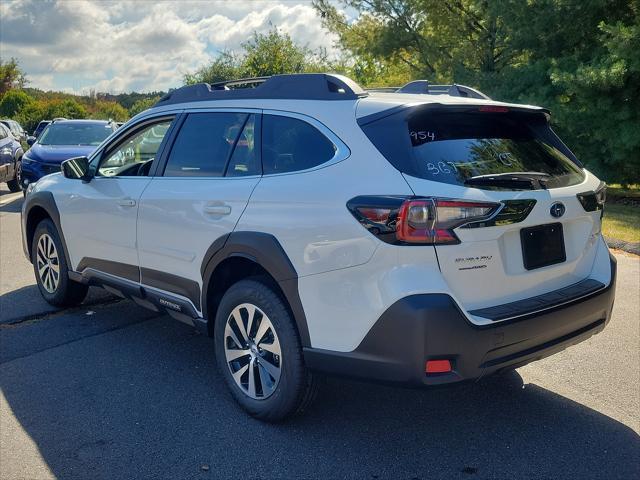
(135, 74), (548, 129)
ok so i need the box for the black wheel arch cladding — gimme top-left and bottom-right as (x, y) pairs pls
(23, 191), (71, 266)
(202, 231), (311, 347)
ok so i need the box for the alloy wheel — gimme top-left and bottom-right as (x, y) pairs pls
(36, 233), (60, 293)
(224, 303), (282, 399)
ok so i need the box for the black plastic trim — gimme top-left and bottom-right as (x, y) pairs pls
(201, 231), (311, 347)
(141, 267), (201, 310)
(77, 257), (140, 282)
(77, 268), (199, 319)
(469, 278), (606, 321)
(155, 74), (367, 106)
(22, 191), (70, 264)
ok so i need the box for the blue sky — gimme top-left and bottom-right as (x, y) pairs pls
(0, 0), (348, 94)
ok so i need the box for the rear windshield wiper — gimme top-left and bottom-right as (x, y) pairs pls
(464, 172), (551, 190)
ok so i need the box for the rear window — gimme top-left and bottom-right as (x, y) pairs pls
(360, 107), (585, 188)
(38, 123), (113, 146)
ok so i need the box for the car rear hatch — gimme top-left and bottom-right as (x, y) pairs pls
(359, 103), (606, 318)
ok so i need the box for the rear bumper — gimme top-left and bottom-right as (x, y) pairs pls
(304, 254), (617, 386)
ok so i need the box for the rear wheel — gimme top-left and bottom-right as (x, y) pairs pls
(6, 159), (21, 192)
(214, 279), (318, 422)
(32, 219), (88, 307)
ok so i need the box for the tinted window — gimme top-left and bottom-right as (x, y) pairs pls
(361, 108), (585, 188)
(165, 113), (247, 177)
(38, 123), (113, 146)
(226, 114), (260, 177)
(262, 115), (336, 174)
(98, 121), (172, 177)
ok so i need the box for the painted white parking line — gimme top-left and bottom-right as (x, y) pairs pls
(0, 192), (23, 206)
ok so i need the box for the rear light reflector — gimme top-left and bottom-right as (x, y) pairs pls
(348, 196), (500, 245)
(426, 359), (452, 374)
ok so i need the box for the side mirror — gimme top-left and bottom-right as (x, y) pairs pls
(61, 156), (92, 181)
(26, 136), (36, 146)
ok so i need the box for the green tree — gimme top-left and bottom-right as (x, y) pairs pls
(14, 100), (45, 133)
(129, 96), (161, 117)
(91, 100), (129, 121)
(0, 89), (33, 117)
(41, 99), (88, 120)
(185, 28), (336, 85)
(242, 30), (310, 77)
(0, 57), (27, 96)
(185, 51), (244, 85)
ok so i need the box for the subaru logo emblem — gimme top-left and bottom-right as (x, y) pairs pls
(550, 202), (566, 218)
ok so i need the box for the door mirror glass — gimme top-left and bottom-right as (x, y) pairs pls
(26, 136), (36, 146)
(61, 156), (91, 180)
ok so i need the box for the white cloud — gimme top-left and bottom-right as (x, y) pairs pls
(0, 0), (341, 94)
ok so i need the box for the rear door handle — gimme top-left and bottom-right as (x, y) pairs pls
(117, 198), (136, 207)
(203, 203), (232, 215)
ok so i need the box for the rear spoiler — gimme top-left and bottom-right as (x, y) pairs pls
(357, 102), (550, 127)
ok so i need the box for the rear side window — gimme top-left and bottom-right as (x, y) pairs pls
(226, 114), (260, 177)
(165, 113), (248, 177)
(262, 115), (336, 174)
(361, 107), (585, 188)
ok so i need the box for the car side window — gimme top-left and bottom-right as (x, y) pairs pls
(97, 120), (172, 177)
(226, 114), (260, 177)
(164, 112), (248, 177)
(0, 125), (7, 139)
(262, 115), (336, 175)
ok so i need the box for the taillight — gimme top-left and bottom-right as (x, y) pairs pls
(577, 182), (606, 213)
(347, 196), (500, 245)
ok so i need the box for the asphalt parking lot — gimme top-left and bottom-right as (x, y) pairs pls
(1, 186), (638, 480)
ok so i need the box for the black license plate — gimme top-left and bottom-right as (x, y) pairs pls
(520, 223), (566, 270)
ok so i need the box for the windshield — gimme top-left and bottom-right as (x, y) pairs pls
(361, 107), (585, 189)
(38, 123), (112, 146)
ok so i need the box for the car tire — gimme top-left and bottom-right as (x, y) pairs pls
(32, 219), (88, 307)
(214, 278), (319, 422)
(6, 159), (22, 192)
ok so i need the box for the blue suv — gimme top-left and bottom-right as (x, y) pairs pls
(22, 120), (117, 188)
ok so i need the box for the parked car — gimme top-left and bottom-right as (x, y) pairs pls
(32, 120), (51, 139)
(21, 119), (117, 189)
(0, 119), (27, 141)
(0, 122), (24, 192)
(21, 74), (616, 421)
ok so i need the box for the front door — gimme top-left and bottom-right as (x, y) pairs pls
(58, 117), (175, 280)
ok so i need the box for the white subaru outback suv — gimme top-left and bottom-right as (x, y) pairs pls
(22, 74), (616, 421)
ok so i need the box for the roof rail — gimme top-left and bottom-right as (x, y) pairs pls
(155, 73), (368, 107)
(396, 80), (491, 100)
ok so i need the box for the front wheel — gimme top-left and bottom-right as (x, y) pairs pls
(6, 159), (22, 192)
(32, 219), (88, 307)
(214, 279), (318, 422)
